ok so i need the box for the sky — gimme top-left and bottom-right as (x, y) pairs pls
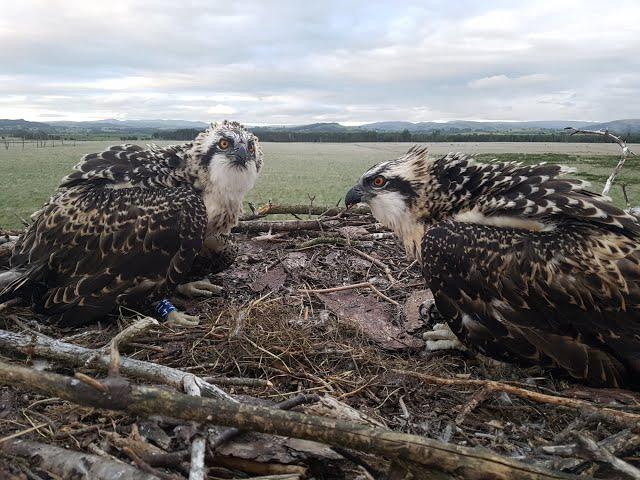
(1, 0), (639, 124)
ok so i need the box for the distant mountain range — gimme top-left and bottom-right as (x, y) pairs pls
(2, 118), (640, 135)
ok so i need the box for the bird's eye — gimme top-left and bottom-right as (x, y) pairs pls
(218, 138), (231, 149)
(372, 175), (387, 188)
(248, 142), (255, 154)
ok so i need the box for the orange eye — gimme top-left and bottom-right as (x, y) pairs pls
(248, 142), (255, 153)
(218, 138), (230, 149)
(372, 176), (386, 188)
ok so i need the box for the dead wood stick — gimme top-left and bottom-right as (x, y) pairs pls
(573, 433), (640, 480)
(300, 282), (400, 307)
(0, 362), (579, 480)
(102, 317), (159, 352)
(225, 474), (301, 480)
(209, 393), (320, 450)
(240, 203), (371, 220)
(393, 369), (640, 426)
(144, 394), (319, 467)
(184, 375), (206, 480)
(296, 237), (351, 249)
(122, 446), (183, 480)
(1, 438), (159, 480)
(565, 127), (636, 196)
(0, 327), (235, 402)
(550, 429), (640, 474)
(350, 247), (396, 283)
(0, 423), (48, 443)
(233, 218), (340, 233)
(212, 456), (307, 477)
(202, 376), (273, 388)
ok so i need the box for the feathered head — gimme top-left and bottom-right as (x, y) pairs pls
(346, 145), (639, 259)
(187, 120), (263, 194)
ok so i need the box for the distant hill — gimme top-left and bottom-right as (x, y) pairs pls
(0, 119), (53, 132)
(586, 119), (640, 133)
(2, 118), (640, 137)
(255, 120), (609, 133)
(357, 120), (599, 133)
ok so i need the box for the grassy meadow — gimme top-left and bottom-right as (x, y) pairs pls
(0, 141), (638, 229)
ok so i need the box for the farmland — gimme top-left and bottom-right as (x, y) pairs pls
(0, 141), (637, 229)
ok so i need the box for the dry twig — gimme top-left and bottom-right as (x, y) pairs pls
(299, 282), (400, 307)
(393, 369), (640, 427)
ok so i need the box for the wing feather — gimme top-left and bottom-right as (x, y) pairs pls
(423, 220), (640, 388)
(7, 185), (206, 326)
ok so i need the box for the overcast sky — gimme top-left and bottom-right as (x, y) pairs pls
(1, 0), (639, 124)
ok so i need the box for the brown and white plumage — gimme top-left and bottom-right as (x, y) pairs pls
(1, 121), (262, 327)
(346, 147), (640, 388)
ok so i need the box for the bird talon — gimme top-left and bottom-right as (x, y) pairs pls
(176, 279), (224, 298)
(166, 310), (200, 327)
(423, 323), (466, 352)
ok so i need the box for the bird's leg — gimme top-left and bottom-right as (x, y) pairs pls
(419, 299), (466, 352)
(176, 278), (224, 298)
(155, 299), (200, 326)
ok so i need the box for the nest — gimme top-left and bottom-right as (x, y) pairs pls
(0, 206), (638, 480)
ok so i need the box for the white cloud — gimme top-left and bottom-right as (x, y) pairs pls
(1, 0), (640, 123)
(468, 74), (554, 89)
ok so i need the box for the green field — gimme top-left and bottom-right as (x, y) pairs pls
(0, 141), (637, 229)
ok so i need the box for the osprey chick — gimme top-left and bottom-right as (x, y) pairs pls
(346, 146), (640, 389)
(1, 121), (262, 327)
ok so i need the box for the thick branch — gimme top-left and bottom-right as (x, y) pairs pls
(184, 375), (206, 480)
(1, 439), (158, 480)
(240, 203), (371, 221)
(0, 328), (235, 402)
(0, 361), (578, 480)
(233, 218), (340, 233)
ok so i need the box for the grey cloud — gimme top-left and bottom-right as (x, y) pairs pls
(1, 0), (640, 123)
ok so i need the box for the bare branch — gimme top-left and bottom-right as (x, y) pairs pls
(1, 439), (158, 480)
(564, 127), (636, 196)
(183, 375), (206, 480)
(0, 327), (235, 402)
(393, 369), (640, 427)
(573, 433), (640, 480)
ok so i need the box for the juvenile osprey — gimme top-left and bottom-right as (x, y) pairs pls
(0, 121), (262, 327)
(346, 146), (640, 389)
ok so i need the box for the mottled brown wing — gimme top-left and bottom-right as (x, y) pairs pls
(9, 185), (206, 326)
(422, 220), (640, 388)
(60, 143), (188, 189)
(188, 234), (238, 279)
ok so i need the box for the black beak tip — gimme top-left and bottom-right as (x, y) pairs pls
(345, 186), (363, 209)
(234, 145), (248, 164)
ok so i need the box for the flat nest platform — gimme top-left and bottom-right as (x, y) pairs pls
(0, 207), (639, 480)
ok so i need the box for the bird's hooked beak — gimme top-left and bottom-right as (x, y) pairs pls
(233, 144), (248, 165)
(345, 184), (364, 208)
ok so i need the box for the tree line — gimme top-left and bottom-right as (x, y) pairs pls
(151, 127), (640, 143)
(4, 127), (639, 143)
